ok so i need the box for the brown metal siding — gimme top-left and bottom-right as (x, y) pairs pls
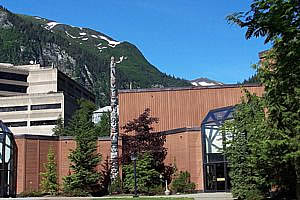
(119, 85), (264, 191)
(119, 86), (264, 132)
(15, 137), (112, 193)
(165, 131), (203, 190)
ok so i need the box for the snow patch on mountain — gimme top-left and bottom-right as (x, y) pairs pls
(189, 78), (223, 87)
(45, 22), (60, 30)
(65, 31), (77, 39)
(98, 35), (121, 47)
(116, 56), (124, 64)
(79, 32), (87, 36)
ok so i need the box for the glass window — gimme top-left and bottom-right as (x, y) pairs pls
(30, 120), (57, 126)
(31, 103), (61, 110)
(0, 106), (28, 112)
(0, 83), (27, 93)
(0, 71), (27, 82)
(4, 121), (27, 127)
(0, 120), (17, 197)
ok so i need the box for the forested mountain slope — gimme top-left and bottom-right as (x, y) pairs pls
(0, 6), (191, 106)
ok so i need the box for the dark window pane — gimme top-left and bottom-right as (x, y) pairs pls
(30, 120), (57, 126)
(0, 72), (27, 82)
(0, 106), (28, 112)
(4, 121), (27, 127)
(0, 83), (27, 93)
(31, 103), (61, 110)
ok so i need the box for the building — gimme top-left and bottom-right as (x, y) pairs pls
(92, 105), (119, 124)
(118, 84), (264, 192)
(0, 63), (95, 135)
(9, 84), (264, 194)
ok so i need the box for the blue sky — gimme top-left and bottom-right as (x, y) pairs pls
(1, 0), (270, 83)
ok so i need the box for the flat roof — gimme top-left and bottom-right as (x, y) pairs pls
(0, 64), (29, 75)
(119, 83), (262, 94)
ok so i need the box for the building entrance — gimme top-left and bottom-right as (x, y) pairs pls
(201, 106), (233, 192)
(204, 163), (229, 191)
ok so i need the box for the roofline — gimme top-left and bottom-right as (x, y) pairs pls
(57, 70), (95, 98)
(119, 83), (262, 94)
(14, 134), (112, 141)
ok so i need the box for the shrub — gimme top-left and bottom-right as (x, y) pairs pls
(17, 190), (43, 197)
(171, 171), (195, 194)
(123, 153), (161, 194)
(109, 174), (122, 194)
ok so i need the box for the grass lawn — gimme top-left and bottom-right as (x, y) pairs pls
(92, 198), (194, 200)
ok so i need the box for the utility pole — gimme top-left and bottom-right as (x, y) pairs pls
(110, 56), (119, 182)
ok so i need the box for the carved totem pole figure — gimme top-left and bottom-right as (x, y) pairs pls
(110, 56), (119, 181)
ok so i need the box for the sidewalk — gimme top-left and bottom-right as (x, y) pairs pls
(7, 193), (233, 200)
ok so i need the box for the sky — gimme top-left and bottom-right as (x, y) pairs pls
(1, 0), (270, 83)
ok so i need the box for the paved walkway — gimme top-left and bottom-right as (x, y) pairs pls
(8, 193), (233, 200)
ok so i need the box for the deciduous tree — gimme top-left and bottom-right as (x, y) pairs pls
(227, 0), (300, 198)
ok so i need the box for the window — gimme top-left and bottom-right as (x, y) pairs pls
(4, 121), (27, 127)
(30, 120), (57, 126)
(0, 71), (27, 82)
(31, 103), (61, 110)
(0, 83), (27, 93)
(0, 106), (28, 112)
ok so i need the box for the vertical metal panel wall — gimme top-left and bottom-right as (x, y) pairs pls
(119, 85), (264, 132)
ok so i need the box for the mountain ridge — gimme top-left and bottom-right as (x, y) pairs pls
(0, 6), (191, 106)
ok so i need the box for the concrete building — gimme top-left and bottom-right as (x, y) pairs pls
(0, 63), (95, 135)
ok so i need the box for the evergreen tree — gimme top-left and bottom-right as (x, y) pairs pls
(64, 99), (96, 136)
(63, 100), (102, 196)
(95, 112), (111, 137)
(40, 147), (58, 196)
(52, 115), (64, 136)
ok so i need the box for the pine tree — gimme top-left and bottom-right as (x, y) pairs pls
(52, 115), (64, 136)
(95, 112), (111, 137)
(63, 100), (102, 196)
(40, 147), (58, 195)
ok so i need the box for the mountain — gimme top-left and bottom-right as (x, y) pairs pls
(189, 77), (223, 86)
(0, 6), (191, 106)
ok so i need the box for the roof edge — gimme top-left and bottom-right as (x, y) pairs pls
(119, 83), (262, 94)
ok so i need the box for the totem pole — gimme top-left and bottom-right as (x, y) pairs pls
(110, 56), (119, 181)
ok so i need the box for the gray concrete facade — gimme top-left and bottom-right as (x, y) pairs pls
(0, 63), (95, 136)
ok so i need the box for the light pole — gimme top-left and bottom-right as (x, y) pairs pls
(130, 153), (138, 197)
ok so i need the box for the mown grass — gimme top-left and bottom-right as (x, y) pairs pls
(92, 198), (194, 200)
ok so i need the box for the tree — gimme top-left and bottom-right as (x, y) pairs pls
(123, 153), (161, 194)
(40, 147), (58, 196)
(52, 115), (64, 136)
(121, 108), (171, 194)
(227, 0), (300, 199)
(222, 92), (269, 199)
(64, 99), (96, 136)
(121, 108), (167, 174)
(95, 112), (111, 137)
(63, 99), (102, 196)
